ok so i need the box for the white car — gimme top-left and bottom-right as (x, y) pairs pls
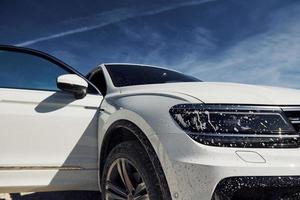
(1, 45), (300, 200)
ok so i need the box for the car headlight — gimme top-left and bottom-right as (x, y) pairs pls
(169, 104), (300, 148)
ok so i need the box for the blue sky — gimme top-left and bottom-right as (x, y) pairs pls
(1, 0), (300, 88)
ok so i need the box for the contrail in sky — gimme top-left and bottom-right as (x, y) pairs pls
(16, 0), (216, 47)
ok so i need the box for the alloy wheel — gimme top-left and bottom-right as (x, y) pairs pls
(105, 158), (149, 200)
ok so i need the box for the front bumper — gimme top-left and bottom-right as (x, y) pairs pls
(157, 132), (300, 200)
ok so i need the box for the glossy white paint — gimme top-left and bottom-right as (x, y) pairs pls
(119, 81), (300, 105)
(57, 74), (88, 88)
(97, 64), (300, 199)
(0, 88), (102, 192)
(3, 62), (300, 200)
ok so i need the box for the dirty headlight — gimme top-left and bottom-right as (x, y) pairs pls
(169, 104), (299, 148)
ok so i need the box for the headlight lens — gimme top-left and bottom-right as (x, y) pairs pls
(170, 104), (299, 148)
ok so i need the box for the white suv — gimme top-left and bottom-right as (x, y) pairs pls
(1, 45), (300, 200)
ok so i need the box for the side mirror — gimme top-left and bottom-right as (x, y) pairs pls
(57, 74), (88, 99)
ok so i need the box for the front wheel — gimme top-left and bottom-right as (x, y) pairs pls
(101, 141), (165, 200)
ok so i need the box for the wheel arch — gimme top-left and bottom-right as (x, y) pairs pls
(99, 119), (172, 199)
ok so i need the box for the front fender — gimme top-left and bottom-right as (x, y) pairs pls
(98, 93), (195, 199)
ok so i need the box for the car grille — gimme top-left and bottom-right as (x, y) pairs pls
(212, 176), (300, 200)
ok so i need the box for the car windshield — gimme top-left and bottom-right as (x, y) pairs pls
(105, 64), (200, 87)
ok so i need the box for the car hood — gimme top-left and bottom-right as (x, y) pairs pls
(120, 82), (300, 105)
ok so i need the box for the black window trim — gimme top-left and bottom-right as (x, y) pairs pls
(86, 67), (107, 95)
(0, 45), (101, 95)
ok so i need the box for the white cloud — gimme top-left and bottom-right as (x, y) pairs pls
(185, 3), (300, 88)
(15, 0), (216, 47)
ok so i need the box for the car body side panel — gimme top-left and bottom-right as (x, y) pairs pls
(0, 88), (102, 192)
(0, 170), (99, 193)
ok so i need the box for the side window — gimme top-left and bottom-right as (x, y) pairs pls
(0, 50), (71, 91)
(87, 69), (107, 96)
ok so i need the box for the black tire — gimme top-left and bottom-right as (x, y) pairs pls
(101, 141), (165, 200)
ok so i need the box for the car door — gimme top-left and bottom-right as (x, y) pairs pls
(0, 47), (103, 191)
